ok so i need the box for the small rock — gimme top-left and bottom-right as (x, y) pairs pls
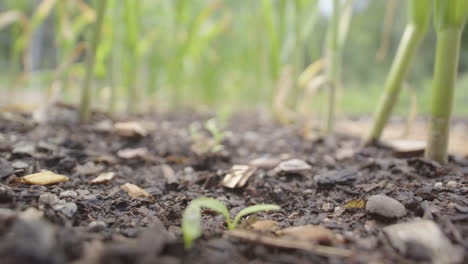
(274, 159), (312, 176)
(53, 202), (78, 218)
(76, 189), (90, 198)
(0, 159), (14, 179)
(59, 190), (78, 199)
(0, 185), (15, 203)
(87, 221), (107, 232)
(38, 193), (60, 206)
(11, 161), (29, 170)
(446, 181), (458, 188)
(433, 182), (443, 188)
(317, 168), (358, 188)
(383, 220), (463, 264)
(322, 203), (333, 212)
(12, 142), (35, 156)
(366, 195), (406, 219)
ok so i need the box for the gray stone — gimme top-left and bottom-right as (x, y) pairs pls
(53, 202), (78, 218)
(0, 159), (14, 179)
(274, 159), (312, 176)
(59, 190), (78, 198)
(12, 161), (29, 169)
(383, 219), (463, 264)
(12, 142), (35, 156)
(87, 221), (107, 232)
(0, 185), (15, 203)
(38, 193), (60, 206)
(366, 195), (406, 218)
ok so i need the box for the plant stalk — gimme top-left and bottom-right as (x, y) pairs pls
(79, 0), (107, 122)
(364, 24), (426, 144)
(425, 28), (462, 164)
(325, 0), (340, 134)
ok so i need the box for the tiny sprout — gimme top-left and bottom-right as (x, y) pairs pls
(182, 197), (280, 249)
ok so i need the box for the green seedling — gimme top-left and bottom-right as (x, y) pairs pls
(182, 197), (280, 249)
(190, 118), (229, 154)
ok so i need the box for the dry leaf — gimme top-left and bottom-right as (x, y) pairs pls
(276, 225), (336, 245)
(117, 148), (149, 160)
(114, 121), (154, 137)
(343, 199), (366, 209)
(222, 165), (256, 188)
(249, 220), (280, 232)
(227, 229), (351, 257)
(89, 172), (115, 184)
(18, 170), (69, 185)
(121, 183), (151, 199)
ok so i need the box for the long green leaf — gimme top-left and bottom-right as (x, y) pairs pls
(232, 204), (280, 228)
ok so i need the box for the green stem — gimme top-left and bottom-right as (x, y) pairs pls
(425, 28), (462, 164)
(364, 24), (426, 144)
(79, 0), (107, 122)
(325, 0), (340, 135)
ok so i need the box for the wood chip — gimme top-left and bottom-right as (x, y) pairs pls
(114, 121), (147, 137)
(249, 220), (280, 232)
(222, 165), (256, 188)
(160, 165), (177, 184)
(121, 183), (151, 199)
(117, 148), (149, 160)
(275, 225), (337, 245)
(114, 121), (154, 137)
(383, 139), (426, 158)
(226, 229), (352, 257)
(89, 172), (115, 184)
(17, 170), (69, 185)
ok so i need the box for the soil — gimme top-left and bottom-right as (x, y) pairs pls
(0, 105), (466, 264)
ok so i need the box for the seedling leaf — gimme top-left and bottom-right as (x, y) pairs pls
(182, 197), (231, 249)
(233, 204), (281, 228)
(182, 203), (202, 249)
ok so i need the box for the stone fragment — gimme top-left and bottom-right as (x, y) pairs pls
(11, 160), (29, 170)
(317, 168), (358, 188)
(53, 202), (78, 218)
(366, 195), (406, 219)
(446, 181), (458, 188)
(274, 159), (312, 176)
(87, 221), (107, 232)
(59, 190), (78, 198)
(383, 220), (463, 264)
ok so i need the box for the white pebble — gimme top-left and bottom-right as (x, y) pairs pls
(446, 181), (458, 188)
(434, 182), (443, 188)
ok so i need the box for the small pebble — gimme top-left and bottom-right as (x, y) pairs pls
(53, 202), (78, 218)
(366, 195), (406, 219)
(87, 221), (107, 232)
(0, 185), (15, 203)
(446, 181), (458, 188)
(434, 182), (443, 188)
(59, 190), (78, 198)
(38, 193), (60, 206)
(11, 161), (29, 169)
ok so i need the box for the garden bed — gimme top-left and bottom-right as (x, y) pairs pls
(0, 106), (466, 264)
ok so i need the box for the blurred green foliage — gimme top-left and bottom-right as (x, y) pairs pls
(0, 0), (467, 116)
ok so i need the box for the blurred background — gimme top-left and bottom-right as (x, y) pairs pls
(0, 0), (467, 116)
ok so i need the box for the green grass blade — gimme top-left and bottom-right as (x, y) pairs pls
(232, 204), (280, 229)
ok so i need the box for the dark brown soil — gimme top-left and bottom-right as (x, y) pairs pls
(0, 106), (466, 264)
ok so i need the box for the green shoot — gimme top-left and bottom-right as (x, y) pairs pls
(79, 0), (107, 122)
(425, 0), (468, 164)
(190, 117), (229, 155)
(182, 197), (280, 249)
(365, 0), (431, 144)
